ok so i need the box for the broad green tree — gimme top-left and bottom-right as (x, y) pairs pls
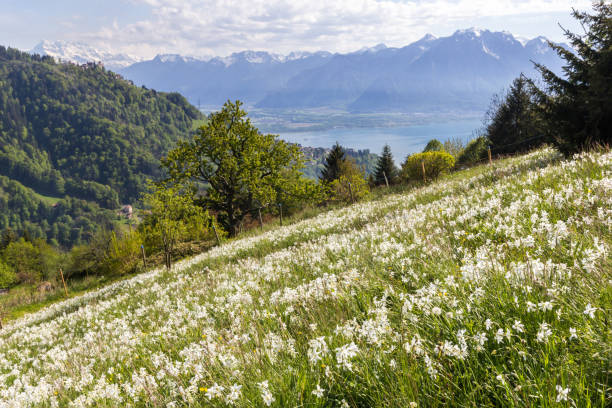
(162, 100), (309, 236)
(373, 144), (398, 186)
(532, 1), (611, 155)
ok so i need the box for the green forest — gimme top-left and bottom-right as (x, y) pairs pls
(0, 46), (203, 246)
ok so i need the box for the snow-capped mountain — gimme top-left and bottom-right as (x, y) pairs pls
(115, 29), (566, 113)
(30, 40), (142, 71)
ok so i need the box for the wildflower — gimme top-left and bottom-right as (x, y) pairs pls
(485, 318), (493, 330)
(569, 328), (577, 340)
(258, 381), (274, 406)
(536, 322), (552, 343)
(341, 399), (350, 408)
(335, 342), (359, 371)
(475, 332), (487, 351)
(307, 337), (329, 364)
(526, 301), (537, 312)
(389, 359), (397, 369)
(556, 385), (570, 402)
(496, 374), (505, 385)
(205, 383), (224, 400)
(312, 384), (325, 398)
(584, 304), (597, 318)
(512, 320), (524, 333)
(431, 306), (442, 316)
(226, 384), (242, 405)
(495, 329), (504, 344)
(410, 403), (418, 408)
(538, 301), (553, 312)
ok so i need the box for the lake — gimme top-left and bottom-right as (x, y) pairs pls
(278, 119), (482, 162)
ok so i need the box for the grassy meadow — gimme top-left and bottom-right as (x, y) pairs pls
(1, 148), (610, 407)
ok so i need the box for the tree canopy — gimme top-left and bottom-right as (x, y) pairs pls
(162, 100), (311, 236)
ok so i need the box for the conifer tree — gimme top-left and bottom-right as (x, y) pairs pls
(423, 139), (444, 152)
(532, 1), (611, 155)
(373, 144), (398, 186)
(486, 75), (545, 155)
(320, 142), (346, 183)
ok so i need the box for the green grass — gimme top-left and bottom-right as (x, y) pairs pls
(30, 190), (62, 206)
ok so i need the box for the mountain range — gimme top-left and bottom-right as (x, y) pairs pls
(30, 29), (567, 113)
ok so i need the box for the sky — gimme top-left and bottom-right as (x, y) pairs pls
(1, 0), (594, 58)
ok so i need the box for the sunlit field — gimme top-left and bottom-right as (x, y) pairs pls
(1, 148), (610, 407)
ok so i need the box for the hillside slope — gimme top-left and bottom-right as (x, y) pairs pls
(1, 149), (611, 407)
(0, 46), (202, 245)
(0, 46), (202, 205)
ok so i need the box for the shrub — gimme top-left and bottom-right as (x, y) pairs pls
(329, 159), (370, 203)
(0, 261), (16, 288)
(456, 136), (489, 167)
(401, 151), (455, 182)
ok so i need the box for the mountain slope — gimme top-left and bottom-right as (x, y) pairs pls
(0, 46), (202, 245)
(2, 148), (610, 406)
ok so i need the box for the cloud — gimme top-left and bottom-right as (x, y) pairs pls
(82, 0), (593, 58)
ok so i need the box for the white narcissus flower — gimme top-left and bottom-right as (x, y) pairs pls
(312, 384), (325, 398)
(536, 322), (552, 343)
(583, 304), (597, 318)
(495, 329), (504, 344)
(226, 384), (242, 405)
(335, 342), (359, 371)
(556, 385), (570, 402)
(512, 320), (524, 333)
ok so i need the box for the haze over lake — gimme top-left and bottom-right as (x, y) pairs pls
(277, 119), (482, 162)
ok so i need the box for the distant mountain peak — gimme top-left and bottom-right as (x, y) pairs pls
(419, 34), (437, 42)
(30, 40), (142, 71)
(454, 27), (486, 37)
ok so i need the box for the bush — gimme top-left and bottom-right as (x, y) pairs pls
(0, 261), (17, 288)
(328, 159), (370, 203)
(331, 174), (370, 203)
(456, 136), (489, 167)
(2, 238), (59, 284)
(401, 151), (455, 182)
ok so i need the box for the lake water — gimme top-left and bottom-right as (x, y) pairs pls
(278, 119), (482, 162)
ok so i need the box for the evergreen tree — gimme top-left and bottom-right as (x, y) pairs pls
(423, 139), (444, 152)
(532, 1), (612, 155)
(486, 75), (545, 155)
(320, 142), (346, 183)
(373, 144), (398, 186)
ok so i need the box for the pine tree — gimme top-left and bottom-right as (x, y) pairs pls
(373, 144), (398, 186)
(320, 142), (346, 183)
(532, 1), (612, 155)
(423, 139), (444, 152)
(486, 75), (545, 155)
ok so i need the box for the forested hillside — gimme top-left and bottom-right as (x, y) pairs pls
(0, 46), (202, 245)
